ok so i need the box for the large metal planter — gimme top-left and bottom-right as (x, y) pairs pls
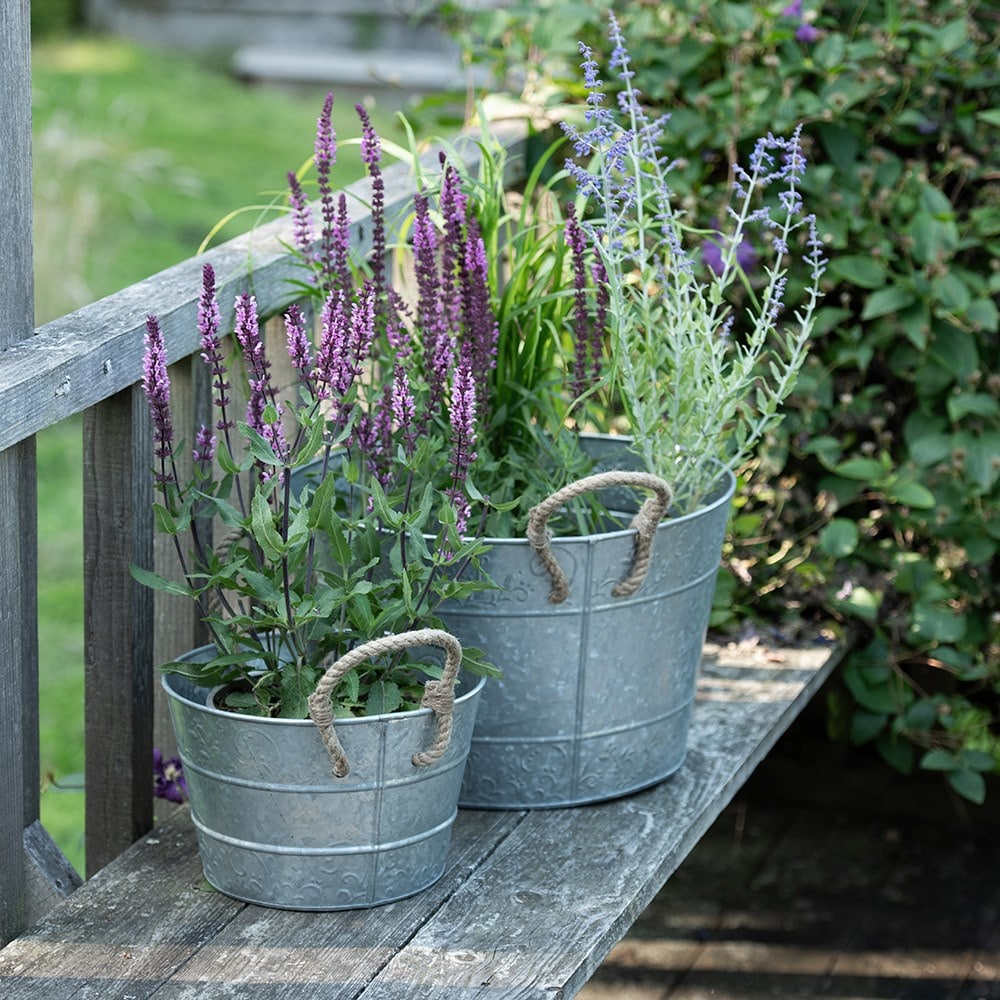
(162, 632), (484, 910)
(444, 435), (736, 809)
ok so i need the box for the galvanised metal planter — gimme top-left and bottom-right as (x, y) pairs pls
(162, 630), (483, 910)
(444, 435), (736, 809)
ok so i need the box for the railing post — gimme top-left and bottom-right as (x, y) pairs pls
(83, 388), (155, 877)
(0, 0), (36, 946)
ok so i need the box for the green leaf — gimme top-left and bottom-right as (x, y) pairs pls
(948, 769), (986, 805)
(965, 298), (999, 333)
(222, 690), (259, 711)
(935, 18), (968, 55)
(828, 255), (887, 289)
(802, 435), (843, 466)
(833, 457), (885, 481)
(843, 652), (898, 712)
(961, 431), (1000, 491)
(921, 748), (959, 771)
(901, 698), (939, 731)
(959, 749), (996, 773)
(876, 733), (915, 775)
(152, 502), (179, 535)
(930, 328), (979, 380)
(279, 666), (316, 720)
(910, 600), (966, 644)
(251, 491), (285, 561)
(366, 680), (403, 717)
(819, 518), (859, 557)
(906, 431), (952, 468)
(978, 109), (1000, 128)
(947, 393), (999, 422)
(217, 446), (241, 475)
(888, 480), (935, 509)
(237, 421), (282, 467)
(836, 585), (882, 624)
(850, 709), (887, 744)
(129, 563), (195, 599)
(238, 567), (283, 606)
(932, 273), (972, 313)
(862, 285), (916, 320)
(337, 668), (361, 705)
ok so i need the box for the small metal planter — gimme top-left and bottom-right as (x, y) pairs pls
(162, 630), (483, 910)
(444, 435), (736, 809)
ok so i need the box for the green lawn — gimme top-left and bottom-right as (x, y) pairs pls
(32, 33), (406, 875)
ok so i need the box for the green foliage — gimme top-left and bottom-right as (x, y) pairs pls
(444, 0), (1000, 800)
(31, 37), (398, 322)
(30, 0), (82, 39)
(139, 368), (499, 720)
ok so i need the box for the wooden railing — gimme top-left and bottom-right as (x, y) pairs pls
(0, 33), (530, 940)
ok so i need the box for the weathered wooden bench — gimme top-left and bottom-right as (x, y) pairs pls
(0, 9), (842, 991)
(0, 641), (840, 997)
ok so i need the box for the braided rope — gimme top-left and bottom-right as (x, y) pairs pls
(525, 471), (673, 605)
(307, 629), (463, 777)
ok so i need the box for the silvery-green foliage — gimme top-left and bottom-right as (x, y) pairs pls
(563, 13), (826, 512)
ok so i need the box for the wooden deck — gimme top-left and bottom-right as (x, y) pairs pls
(0, 640), (841, 998)
(582, 709), (1000, 1000)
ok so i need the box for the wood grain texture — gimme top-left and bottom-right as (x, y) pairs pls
(83, 387), (155, 876)
(0, 642), (841, 996)
(0, 0), (36, 947)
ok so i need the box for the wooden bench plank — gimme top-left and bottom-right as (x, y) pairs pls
(0, 641), (842, 998)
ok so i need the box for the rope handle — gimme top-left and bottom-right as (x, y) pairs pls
(307, 629), (463, 778)
(525, 471), (673, 605)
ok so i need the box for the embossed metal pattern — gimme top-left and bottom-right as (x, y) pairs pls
(444, 435), (737, 809)
(163, 666), (484, 910)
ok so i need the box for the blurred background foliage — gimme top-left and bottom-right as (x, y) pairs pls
(438, 0), (1000, 804)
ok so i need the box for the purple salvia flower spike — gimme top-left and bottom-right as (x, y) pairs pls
(287, 171), (315, 262)
(446, 362), (478, 537)
(438, 161), (467, 340)
(314, 93), (339, 293)
(315, 288), (355, 433)
(197, 264), (234, 434)
(391, 363), (416, 452)
(350, 282), (379, 371)
(285, 303), (315, 394)
(143, 314), (175, 480)
(356, 104), (386, 308)
(234, 293), (270, 412)
(459, 217), (498, 417)
(331, 193), (352, 303)
(590, 258), (610, 386)
(193, 424), (217, 467)
(235, 293), (287, 474)
(385, 289), (412, 359)
(565, 211), (591, 400)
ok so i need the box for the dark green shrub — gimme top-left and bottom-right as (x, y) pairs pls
(31, 0), (83, 39)
(441, 0), (1000, 802)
